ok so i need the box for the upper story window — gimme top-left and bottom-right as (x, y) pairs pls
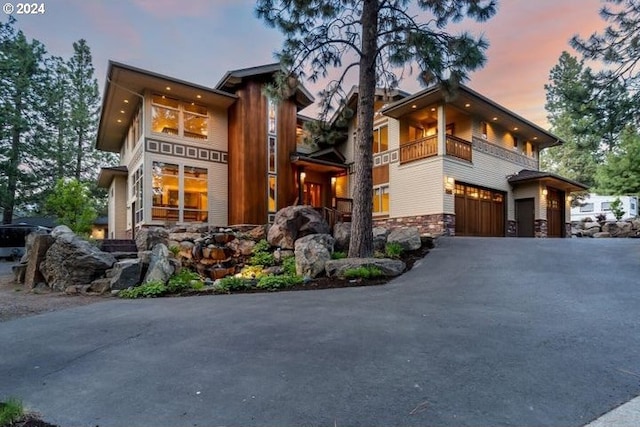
(512, 136), (518, 150)
(480, 121), (488, 139)
(151, 94), (208, 141)
(268, 98), (277, 135)
(373, 125), (388, 153)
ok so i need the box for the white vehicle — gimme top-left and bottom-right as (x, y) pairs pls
(571, 194), (638, 222)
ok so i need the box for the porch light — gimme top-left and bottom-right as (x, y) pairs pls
(444, 176), (455, 194)
(542, 187), (548, 196)
(513, 127), (518, 131)
(464, 103), (470, 108)
(300, 172), (306, 183)
(411, 104), (417, 109)
(568, 195), (573, 202)
(331, 177), (337, 185)
(165, 86), (171, 91)
(196, 94), (202, 99)
(124, 99), (129, 104)
(492, 117), (498, 121)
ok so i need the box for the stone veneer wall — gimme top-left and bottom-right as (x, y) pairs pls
(374, 213), (456, 236)
(507, 220), (517, 237)
(565, 223), (572, 238)
(534, 219), (548, 238)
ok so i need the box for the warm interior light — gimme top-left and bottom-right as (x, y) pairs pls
(117, 119), (122, 123)
(331, 177), (337, 185)
(300, 172), (306, 182)
(533, 136), (538, 140)
(430, 107), (436, 112)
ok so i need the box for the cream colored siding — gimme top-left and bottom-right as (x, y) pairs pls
(391, 157), (444, 217)
(454, 115), (473, 141)
(513, 182), (545, 219)
(209, 106), (229, 151)
(109, 176), (128, 239)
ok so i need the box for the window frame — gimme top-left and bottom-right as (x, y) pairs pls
(150, 94), (209, 141)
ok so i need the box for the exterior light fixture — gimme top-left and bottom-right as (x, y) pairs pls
(492, 117), (498, 121)
(513, 127), (518, 131)
(464, 103), (471, 108)
(542, 187), (548, 196)
(568, 195), (573, 202)
(411, 104), (417, 109)
(124, 99), (129, 103)
(444, 176), (455, 194)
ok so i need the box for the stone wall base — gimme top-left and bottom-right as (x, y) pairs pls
(507, 220), (517, 237)
(535, 219), (548, 238)
(374, 214), (455, 236)
(565, 223), (572, 238)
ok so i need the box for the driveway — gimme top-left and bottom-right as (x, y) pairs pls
(0, 237), (639, 426)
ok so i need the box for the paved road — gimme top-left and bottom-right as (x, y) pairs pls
(0, 237), (639, 426)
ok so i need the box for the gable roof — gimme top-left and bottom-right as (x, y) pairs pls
(508, 169), (588, 192)
(215, 63), (315, 109)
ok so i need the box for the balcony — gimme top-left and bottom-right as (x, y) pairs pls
(400, 134), (472, 164)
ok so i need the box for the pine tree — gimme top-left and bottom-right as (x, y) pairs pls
(256, 0), (496, 257)
(595, 126), (640, 194)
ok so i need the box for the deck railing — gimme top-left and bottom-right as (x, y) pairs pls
(400, 134), (472, 164)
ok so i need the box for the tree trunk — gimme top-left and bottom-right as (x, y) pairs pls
(348, 0), (378, 258)
(3, 108), (21, 225)
(75, 128), (83, 180)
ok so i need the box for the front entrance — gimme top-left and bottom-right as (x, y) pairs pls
(303, 182), (322, 207)
(515, 198), (535, 237)
(455, 183), (505, 237)
(547, 188), (564, 237)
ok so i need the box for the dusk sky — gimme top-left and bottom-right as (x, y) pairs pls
(3, 0), (608, 127)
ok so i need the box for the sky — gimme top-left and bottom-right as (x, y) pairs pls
(2, 0), (609, 128)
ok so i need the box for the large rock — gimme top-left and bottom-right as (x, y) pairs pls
(325, 258), (406, 278)
(373, 227), (389, 251)
(333, 222), (351, 252)
(583, 221), (601, 230)
(602, 221), (632, 237)
(23, 233), (54, 289)
(227, 238), (256, 257)
(267, 205), (329, 249)
(20, 228), (50, 263)
(387, 227), (421, 251)
(108, 259), (143, 290)
(135, 227), (169, 251)
(593, 232), (611, 238)
(294, 234), (335, 278)
(581, 227), (600, 238)
(50, 225), (73, 238)
(40, 232), (117, 291)
(142, 243), (176, 284)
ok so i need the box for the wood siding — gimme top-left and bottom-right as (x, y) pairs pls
(373, 165), (389, 185)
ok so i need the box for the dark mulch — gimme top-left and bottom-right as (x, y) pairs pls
(4, 415), (58, 427)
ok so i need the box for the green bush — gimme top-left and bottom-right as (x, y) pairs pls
(167, 269), (204, 293)
(610, 197), (625, 220)
(216, 276), (254, 293)
(385, 242), (404, 259)
(281, 256), (297, 275)
(119, 281), (167, 299)
(331, 251), (347, 259)
(239, 265), (267, 279)
(0, 398), (24, 427)
(343, 265), (383, 280)
(257, 274), (303, 290)
(249, 239), (275, 266)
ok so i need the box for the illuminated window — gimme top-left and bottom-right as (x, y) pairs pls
(268, 98), (277, 134)
(268, 136), (277, 173)
(481, 121), (487, 139)
(267, 98), (278, 215)
(132, 165), (144, 225)
(150, 162), (207, 223)
(268, 175), (277, 212)
(151, 95), (208, 140)
(373, 125), (388, 153)
(373, 185), (389, 214)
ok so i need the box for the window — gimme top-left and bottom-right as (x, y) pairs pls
(132, 165), (144, 225)
(631, 202), (636, 211)
(184, 166), (208, 221)
(268, 176), (277, 212)
(601, 202), (611, 211)
(373, 185), (389, 214)
(267, 98), (278, 215)
(268, 136), (277, 173)
(480, 121), (487, 139)
(373, 125), (388, 153)
(150, 162), (208, 223)
(151, 95), (208, 140)
(513, 135), (518, 150)
(268, 98), (277, 135)
(580, 203), (594, 212)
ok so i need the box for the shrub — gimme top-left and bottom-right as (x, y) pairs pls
(216, 276), (254, 293)
(0, 398), (24, 427)
(385, 242), (404, 259)
(257, 274), (303, 290)
(249, 239), (275, 266)
(610, 197), (625, 221)
(166, 269), (204, 293)
(331, 251), (347, 259)
(281, 256), (297, 275)
(343, 265), (383, 280)
(119, 281), (167, 299)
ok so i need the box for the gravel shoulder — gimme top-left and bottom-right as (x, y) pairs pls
(0, 261), (106, 322)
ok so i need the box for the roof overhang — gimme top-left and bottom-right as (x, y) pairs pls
(381, 84), (563, 150)
(97, 166), (128, 188)
(290, 154), (349, 173)
(508, 170), (589, 193)
(96, 61), (238, 153)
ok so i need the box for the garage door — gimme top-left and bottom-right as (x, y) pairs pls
(454, 183), (505, 236)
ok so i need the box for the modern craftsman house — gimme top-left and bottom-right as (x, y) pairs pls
(96, 62), (586, 239)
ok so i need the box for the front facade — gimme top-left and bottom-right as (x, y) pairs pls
(97, 62), (586, 239)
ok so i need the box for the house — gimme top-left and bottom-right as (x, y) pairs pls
(96, 62), (587, 239)
(571, 194), (638, 222)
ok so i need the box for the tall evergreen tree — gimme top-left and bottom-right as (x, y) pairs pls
(256, 0), (496, 257)
(595, 126), (640, 194)
(0, 17), (47, 223)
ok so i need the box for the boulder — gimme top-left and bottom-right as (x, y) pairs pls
(135, 227), (169, 251)
(267, 205), (329, 249)
(631, 219), (640, 231)
(387, 227), (421, 251)
(20, 228), (50, 263)
(168, 232), (202, 242)
(602, 221), (632, 237)
(23, 233), (54, 289)
(142, 243), (176, 284)
(40, 232), (117, 291)
(108, 259), (143, 290)
(325, 258), (406, 278)
(373, 227), (389, 251)
(247, 225), (267, 241)
(583, 221), (601, 230)
(274, 249), (294, 263)
(294, 234), (335, 278)
(581, 227), (600, 238)
(227, 238), (256, 257)
(333, 222), (351, 252)
(50, 225), (73, 238)
(593, 232), (611, 238)
(86, 278), (112, 295)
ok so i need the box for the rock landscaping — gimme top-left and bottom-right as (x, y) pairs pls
(572, 217), (640, 238)
(10, 206), (434, 298)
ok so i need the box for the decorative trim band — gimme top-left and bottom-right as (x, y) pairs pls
(146, 139), (228, 164)
(472, 136), (537, 169)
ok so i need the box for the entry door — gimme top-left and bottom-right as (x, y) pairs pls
(303, 182), (322, 207)
(516, 198), (535, 237)
(547, 189), (564, 237)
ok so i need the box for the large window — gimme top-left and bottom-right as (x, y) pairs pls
(132, 165), (144, 225)
(151, 162), (208, 223)
(373, 185), (389, 214)
(373, 125), (388, 153)
(151, 95), (208, 140)
(267, 98), (278, 217)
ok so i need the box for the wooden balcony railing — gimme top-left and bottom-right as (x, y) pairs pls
(400, 135), (437, 164)
(400, 134), (473, 164)
(445, 135), (472, 162)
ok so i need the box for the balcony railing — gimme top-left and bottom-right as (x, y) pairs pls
(400, 135), (437, 164)
(400, 134), (472, 164)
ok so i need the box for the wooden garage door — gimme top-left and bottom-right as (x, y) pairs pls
(454, 183), (505, 237)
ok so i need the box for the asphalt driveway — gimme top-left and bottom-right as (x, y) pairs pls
(0, 237), (639, 426)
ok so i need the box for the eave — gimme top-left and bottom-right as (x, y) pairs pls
(97, 166), (128, 188)
(508, 169), (589, 193)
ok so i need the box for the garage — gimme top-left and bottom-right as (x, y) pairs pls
(454, 183), (505, 236)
